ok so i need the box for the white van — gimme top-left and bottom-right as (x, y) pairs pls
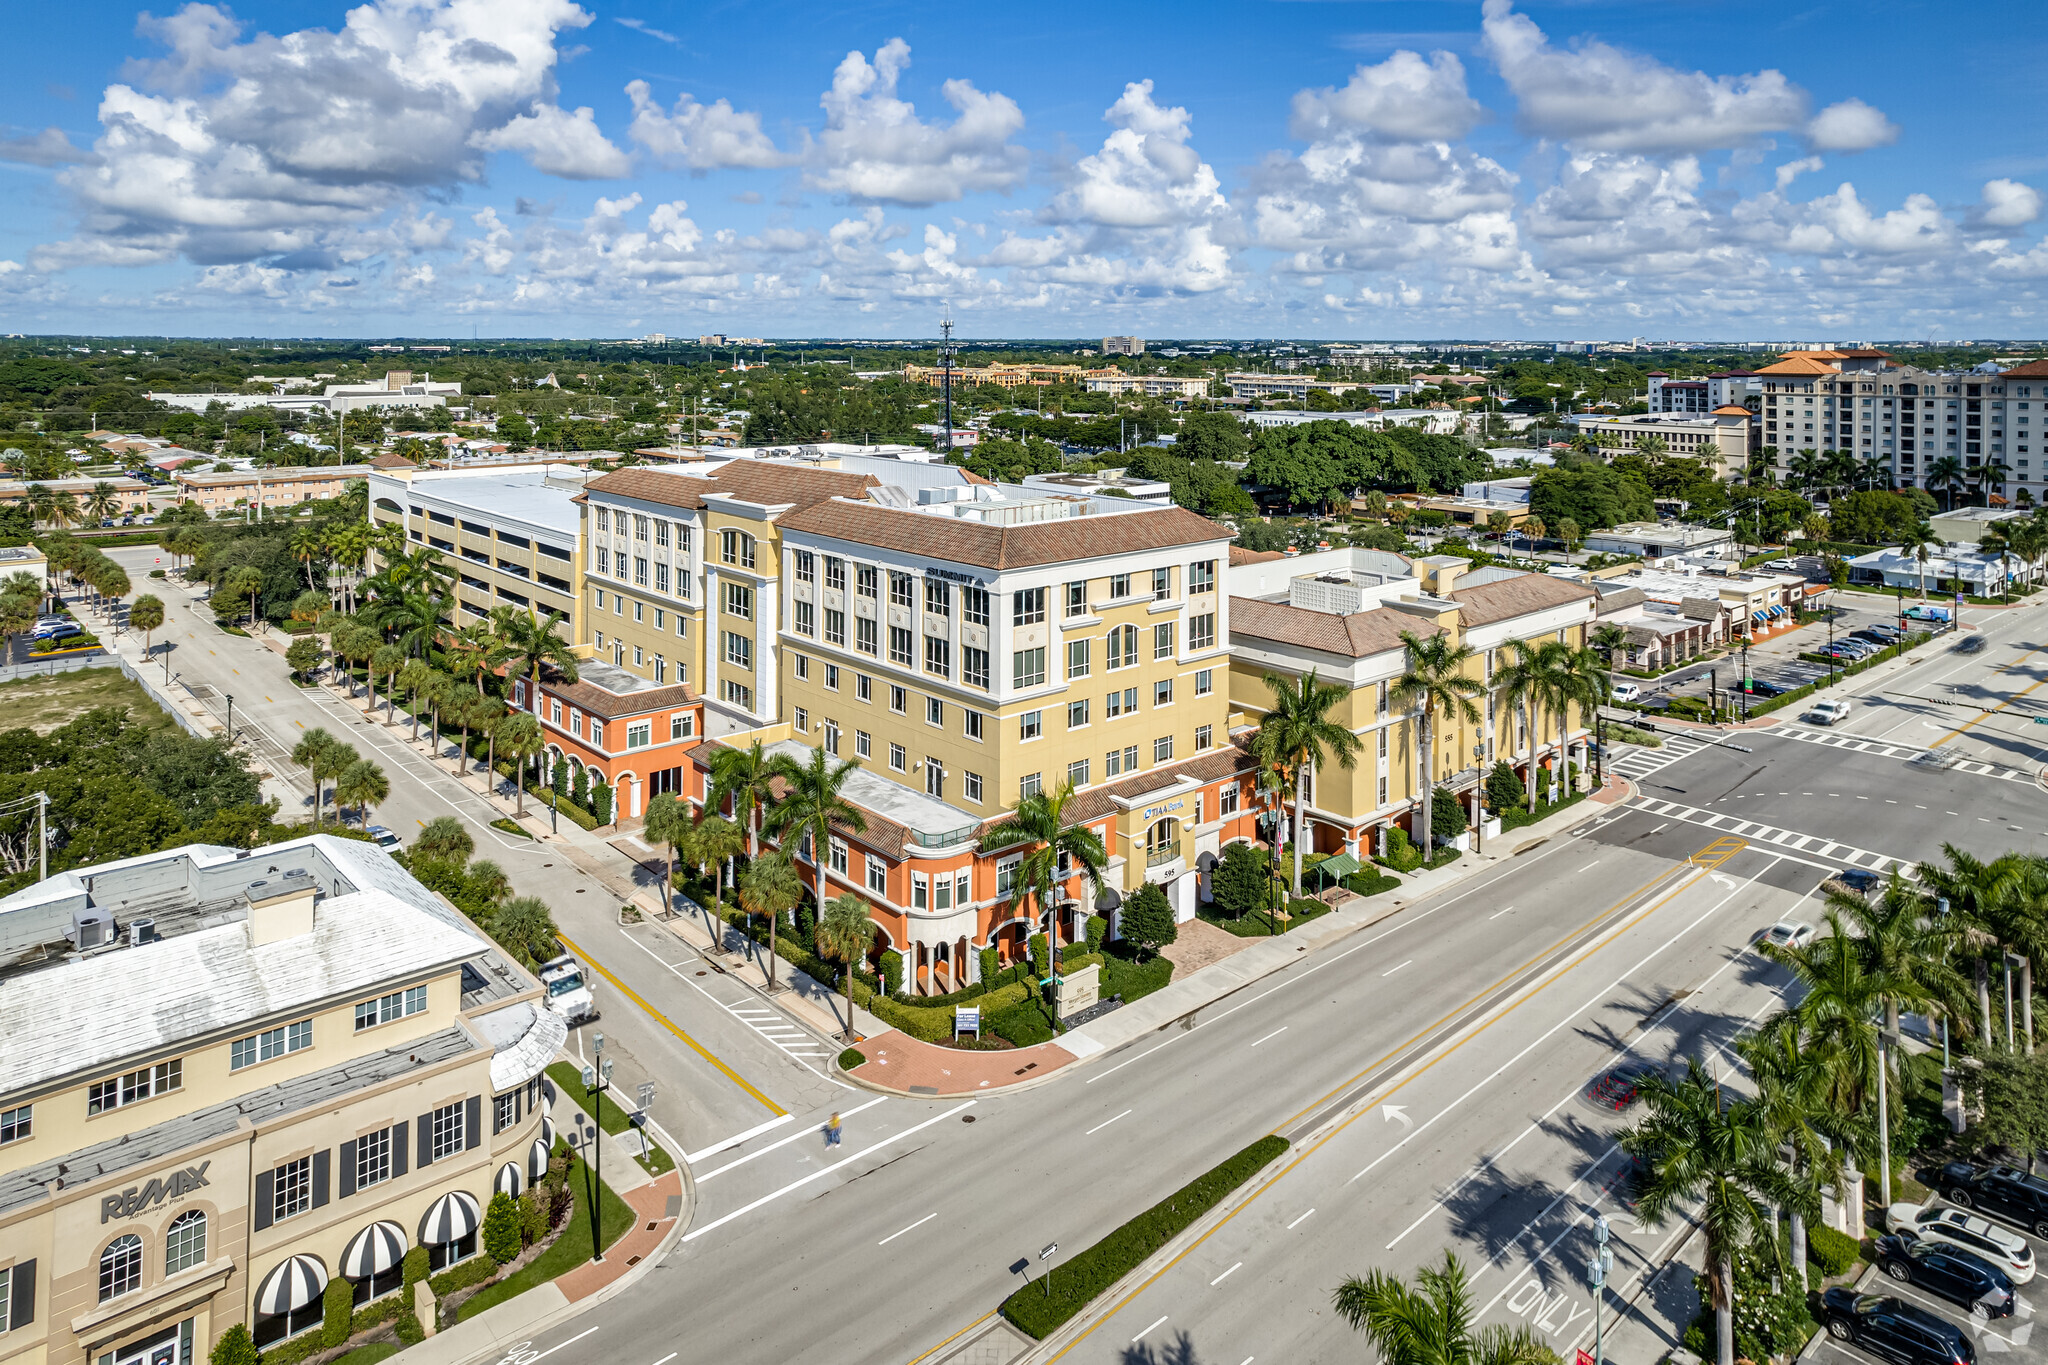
(1611, 682), (1642, 704)
(1808, 699), (1852, 726)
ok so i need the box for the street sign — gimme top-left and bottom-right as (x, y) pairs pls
(637, 1081), (655, 1110)
(1577, 1351), (1596, 1365)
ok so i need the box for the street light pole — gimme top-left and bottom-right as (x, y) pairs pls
(1589, 1214), (1613, 1365)
(582, 1037), (614, 1262)
(1876, 1027), (1897, 1209)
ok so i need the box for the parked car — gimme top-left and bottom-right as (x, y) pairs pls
(363, 825), (402, 853)
(1821, 1289), (1977, 1365)
(1875, 1232), (2015, 1317)
(1761, 920), (1816, 950)
(1885, 1202), (2035, 1284)
(1766, 558), (1800, 571)
(1955, 635), (1987, 654)
(1611, 681), (1642, 704)
(1938, 1162), (2048, 1238)
(34, 622), (82, 642)
(1851, 630), (1895, 647)
(1735, 677), (1789, 697)
(1809, 699), (1852, 726)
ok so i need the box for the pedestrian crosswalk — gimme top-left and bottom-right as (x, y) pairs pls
(1630, 796), (1917, 877)
(1774, 726), (2035, 783)
(1607, 731), (1716, 783)
(727, 1005), (833, 1061)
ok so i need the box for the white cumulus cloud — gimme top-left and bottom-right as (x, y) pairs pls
(1289, 49), (1483, 144)
(1805, 97), (1900, 152)
(626, 81), (785, 169)
(474, 102), (632, 179)
(805, 38), (1026, 205)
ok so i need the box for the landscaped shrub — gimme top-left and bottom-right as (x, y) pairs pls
(519, 1188), (550, 1246)
(1345, 869), (1401, 897)
(880, 949), (903, 996)
(1805, 1222), (1861, 1277)
(979, 946), (999, 985)
(483, 1190), (522, 1264)
(1486, 761), (1525, 812)
(1211, 840), (1273, 918)
(1029, 932), (1050, 977)
(839, 1047), (866, 1070)
(590, 782), (613, 825)
(1377, 825), (1424, 873)
(209, 1324), (257, 1365)
(1431, 787), (1468, 840)
(428, 1254), (500, 1298)
(873, 981), (1035, 1042)
(1001, 1135), (1289, 1338)
(1100, 947), (1174, 1001)
(320, 1274), (353, 1346)
(1084, 914), (1108, 952)
(571, 766), (589, 810)
(1120, 883), (1177, 959)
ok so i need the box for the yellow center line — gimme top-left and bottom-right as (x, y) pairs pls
(555, 931), (785, 1116)
(1934, 665), (2048, 745)
(1045, 844), (1723, 1362)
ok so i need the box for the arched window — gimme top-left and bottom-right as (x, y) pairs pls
(100, 1234), (143, 1302)
(1145, 818), (1180, 868)
(166, 1210), (207, 1274)
(721, 529), (756, 570)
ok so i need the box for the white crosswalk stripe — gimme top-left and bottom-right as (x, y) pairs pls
(726, 1006), (832, 1059)
(1631, 796), (1919, 877)
(1607, 730), (1713, 782)
(1773, 726), (2036, 782)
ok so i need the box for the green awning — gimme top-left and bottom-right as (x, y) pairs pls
(1316, 852), (1362, 880)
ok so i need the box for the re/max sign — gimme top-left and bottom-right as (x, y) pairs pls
(101, 1163), (209, 1222)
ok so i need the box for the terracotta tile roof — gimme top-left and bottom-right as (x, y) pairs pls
(1061, 743), (1257, 828)
(1230, 596), (1437, 658)
(778, 499), (1229, 569)
(1756, 357), (1840, 376)
(1229, 546), (1286, 565)
(368, 453), (418, 469)
(582, 462), (879, 513)
(1450, 574), (1597, 627)
(2000, 360), (2048, 378)
(545, 676), (700, 719)
(1712, 405), (1753, 415)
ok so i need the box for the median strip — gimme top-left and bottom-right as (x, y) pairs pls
(1001, 1134), (1289, 1340)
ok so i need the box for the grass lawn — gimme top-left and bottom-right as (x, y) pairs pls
(328, 1343), (400, 1365)
(545, 1062), (675, 1176)
(0, 666), (176, 734)
(456, 1151), (636, 1321)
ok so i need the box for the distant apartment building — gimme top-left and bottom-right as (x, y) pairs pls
(0, 477), (152, 517)
(1081, 373), (1209, 401)
(1101, 336), (1145, 356)
(900, 363), (1113, 391)
(1570, 409), (1753, 477)
(147, 373), (462, 418)
(176, 465), (376, 514)
(1225, 373), (1363, 402)
(1647, 372), (1758, 415)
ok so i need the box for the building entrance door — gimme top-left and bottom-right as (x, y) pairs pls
(100, 1319), (191, 1365)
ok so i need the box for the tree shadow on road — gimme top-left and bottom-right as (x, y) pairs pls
(1117, 1330), (1209, 1365)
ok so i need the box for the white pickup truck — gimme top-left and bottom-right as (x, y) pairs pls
(538, 953), (597, 1024)
(1807, 699), (1852, 726)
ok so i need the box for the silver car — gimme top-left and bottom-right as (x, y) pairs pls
(1886, 1201), (2036, 1284)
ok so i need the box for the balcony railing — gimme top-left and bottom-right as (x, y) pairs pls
(1145, 841), (1182, 868)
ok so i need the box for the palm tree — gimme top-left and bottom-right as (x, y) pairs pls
(418, 668), (454, 756)
(446, 618), (510, 695)
(1332, 1252), (1552, 1365)
(1832, 870), (1963, 1039)
(396, 657), (436, 740)
(489, 896), (559, 969)
(642, 793), (692, 919)
(692, 814), (746, 914)
(977, 782), (1108, 987)
(1591, 623), (1629, 670)
(25, 484), (54, 528)
(334, 758), (390, 828)
(1920, 845), (2022, 1048)
(130, 594), (165, 659)
(1926, 456), (1966, 512)
(764, 745), (868, 941)
(371, 643), (406, 723)
(494, 711), (544, 816)
(1904, 522), (1940, 601)
(737, 853), (803, 986)
(443, 689), (495, 777)
(476, 694), (510, 794)
(1253, 669), (1363, 896)
(1389, 632), (1482, 853)
(84, 482), (119, 524)
(816, 893), (876, 1042)
(467, 860), (513, 910)
(289, 524), (327, 590)
(413, 816), (475, 866)
(707, 739), (781, 877)
(493, 605), (580, 711)
(1856, 455), (1891, 491)
(1551, 643), (1610, 783)
(373, 589), (449, 660)
(1788, 449), (1823, 497)
(1736, 1023), (1841, 1291)
(1624, 1059), (1796, 1365)
(1492, 640), (1547, 816)
(290, 728), (342, 827)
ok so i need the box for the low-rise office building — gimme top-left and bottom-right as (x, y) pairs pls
(1580, 522), (1733, 561)
(0, 479), (153, 517)
(1571, 409), (1753, 476)
(366, 466), (587, 632)
(175, 467), (376, 515)
(0, 836), (556, 1365)
(1081, 374), (1208, 401)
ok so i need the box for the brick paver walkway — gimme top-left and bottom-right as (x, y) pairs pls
(848, 1032), (1078, 1095)
(552, 1169), (684, 1301)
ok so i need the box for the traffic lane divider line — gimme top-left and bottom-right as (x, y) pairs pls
(615, 925), (844, 1087)
(554, 931), (784, 1116)
(1044, 851), (1737, 1362)
(900, 1310), (998, 1365)
(682, 1113), (794, 1165)
(697, 1095), (887, 1183)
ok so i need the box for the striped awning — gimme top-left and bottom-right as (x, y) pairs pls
(418, 1190), (481, 1246)
(495, 1161), (524, 1199)
(541, 1114), (556, 1147)
(529, 1135), (553, 1179)
(253, 1255), (328, 1316)
(339, 1221), (407, 1280)
(540, 1075), (557, 1106)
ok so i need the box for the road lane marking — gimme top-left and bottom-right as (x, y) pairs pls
(698, 1096), (888, 1182)
(682, 1113), (795, 1165)
(879, 1213), (937, 1246)
(1250, 1027), (1288, 1047)
(555, 931), (784, 1115)
(1578, 861), (1600, 872)
(1381, 960), (1414, 977)
(650, 1355), (676, 1365)
(1086, 1109), (1133, 1136)
(617, 928), (844, 1084)
(1210, 1263), (1241, 1287)
(682, 1101), (976, 1243)
(1132, 1317), (1168, 1343)
(1487, 905), (1516, 920)
(1287, 1208), (1315, 1229)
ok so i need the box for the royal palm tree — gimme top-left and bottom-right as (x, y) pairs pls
(816, 893), (877, 1043)
(1254, 668), (1363, 896)
(707, 739), (781, 876)
(1833, 870), (1965, 1039)
(334, 758), (390, 828)
(642, 793), (692, 919)
(370, 643), (406, 723)
(446, 689), (500, 779)
(373, 589), (449, 660)
(764, 744), (868, 940)
(1920, 845), (2023, 1048)
(737, 853), (802, 987)
(289, 524), (327, 590)
(1333, 1252), (1551, 1365)
(692, 813), (745, 914)
(445, 618), (510, 694)
(1788, 449), (1823, 497)
(977, 783), (1108, 991)
(1390, 632), (1482, 851)
(413, 816), (475, 866)
(1592, 623), (1629, 670)
(494, 711), (543, 815)
(395, 657), (436, 740)
(1904, 522), (1940, 601)
(290, 728), (342, 827)
(1492, 639), (1547, 816)
(1736, 1023), (1842, 1291)
(1624, 1060), (1796, 1365)
(493, 605), (580, 711)
(1551, 643), (1611, 785)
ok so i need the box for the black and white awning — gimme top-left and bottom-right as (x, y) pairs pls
(528, 1135), (552, 1180)
(495, 1161), (524, 1199)
(339, 1221), (407, 1280)
(418, 1190), (481, 1246)
(540, 1075), (557, 1106)
(540, 1114), (556, 1147)
(253, 1255), (328, 1316)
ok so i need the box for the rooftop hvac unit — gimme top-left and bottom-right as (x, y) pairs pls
(129, 918), (155, 946)
(73, 908), (116, 950)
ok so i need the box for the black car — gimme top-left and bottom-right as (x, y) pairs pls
(1940, 1161), (2048, 1237)
(1956, 636), (1987, 654)
(1736, 677), (1789, 697)
(1876, 1232), (2016, 1317)
(1823, 1288), (1977, 1365)
(1835, 868), (1883, 894)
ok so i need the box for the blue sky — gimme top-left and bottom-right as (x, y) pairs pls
(1, 0), (2043, 340)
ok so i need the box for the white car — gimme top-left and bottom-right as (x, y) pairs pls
(1809, 699), (1852, 726)
(364, 824), (402, 852)
(538, 953), (596, 1024)
(1886, 1202), (2036, 1284)
(1767, 559), (1799, 571)
(1611, 682), (1642, 704)
(1762, 920), (1816, 951)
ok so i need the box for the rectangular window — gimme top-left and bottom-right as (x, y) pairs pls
(924, 635), (951, 678)
(634, 557), (649, 587)
(856, 616), (879, 656)
(824, 718), (841, 755)
(825, 663), (839, 691)
(856, 673), (873, 703)
(794, 550), (815, 584)
(231, 1019), (313, 1071)
(89, 1059), (182, 1114)
(1068, 759), (1091, 788)
(654, 562), (669, 594)
(1195, 668), (1213, 696)
(932, 870), (952, 911)
(655, 520), (671, 548)
(825, 556), (846, 591)
(1154, 678), (1173, 707)
(354, 986), (428, 1031)
(1105, 747), (1124, 777)
(997, 858), (1018, 899)
(355, 1126), (392, 1189)
(926, 696), (943, 727)
(725, 632), (753, 669)
(1012, 587), (1046, 626)
(1065, 581), (1087, 618)
(1013, 647), (1047, 688)
(724, 581), (753, 621)
(793, 707), (808, 733)
(1196, 724), (1213, 750)
(866, 853), (887, 894)
(855, 729), (872, 759)
(825, 608), (845, 647)
(963, 586), (990, 626)
(1067, 638), (1090, 678)
(1068, 698), (1090, 728)
(273, 1156), (311, 1222)
(890, 572), (914, 608)
(889, 742), (907, 772)
(1190, 560), (1216, 594)
(1111, 572), (1132, 600)
(1189, 613), (1216, 651)
(1154, 735), (1174, 763)
(430, 1102), (465, 1161)
(1220, 783), (1239, 815)
(963, 709), (983, 740)
(1019, 772), (1043, 800)
(857, 565), (879, 599)
(494, 1093), (517, 1134)
(924, 579), (951, 615)
(964, 771), (983, 803)
(794, 600), (815, 636)
(1152, 567), (1171, 601)
(830, 839), (849, 876)
(890, 626), (914, 666)
(1154, 622), (1176, 659)
(626, 721), (651, 749)
(723, 679), (754, 709)
(0, 1103), (31, 1145)
(890, 685), (907, 714)
(633, 515), (648, 542)
(912, 872), (929, 910)
(1020, 709), (1043, 741)
(671, 713), (694, 740)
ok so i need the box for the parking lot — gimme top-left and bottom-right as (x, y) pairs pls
(1811, 1184), (2047, 1365)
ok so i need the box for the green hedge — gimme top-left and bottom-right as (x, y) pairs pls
(524, 782), (599, 831)
(1498, 787), (1587, 832)
(428, 1254), (501, 1299)
(1742, 630), (1931, 719)
(1345, 869), (1402, 897)
(838, 1047), (865, 1070)
(1001, 1135), (1290, 1338)
(1805, 1222), (1861, 1278)
(873, 981), (1034, 1042)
